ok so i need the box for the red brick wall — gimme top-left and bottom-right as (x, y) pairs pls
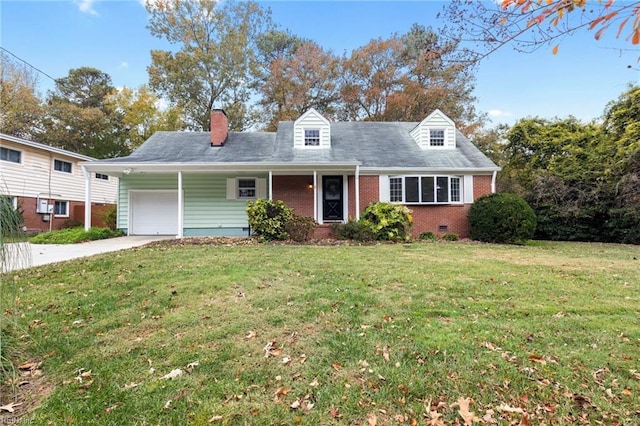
(16, 196), (114, 233)
(272, 175), (314, 217)
(474, 175), (493, 200)
(410, 204), (471, 238)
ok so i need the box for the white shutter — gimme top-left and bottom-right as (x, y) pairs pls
(378, 175), (390, 202)
(226, 178), (237, 200)
(463, 175), (474, 203)
(256, 178), (267, 199)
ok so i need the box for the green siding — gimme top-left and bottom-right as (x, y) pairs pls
(118, 173), (269, 233)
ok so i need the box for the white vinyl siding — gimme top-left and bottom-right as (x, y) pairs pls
(0, 138), (117, 205)
(409, 109), (456, 149)
(293, 108), (331, 148)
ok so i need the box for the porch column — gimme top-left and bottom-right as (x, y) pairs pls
(177, 171), (184, 238)
(268, 171), (273, 200)
(82, 166), (92, 231)
(313, 170), (318, 222)
(355, 165), (360, 221)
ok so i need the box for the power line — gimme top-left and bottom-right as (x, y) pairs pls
(0, 47), (56, 82)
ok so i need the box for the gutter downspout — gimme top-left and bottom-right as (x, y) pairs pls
(82, 166), (91, 231)
(355, 165), (360, 221)
(491, 170), (497, 194)
(177, 171), (183, 238)
(268, 171), (273, 200)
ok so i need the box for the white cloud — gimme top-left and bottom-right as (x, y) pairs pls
(119, 62), (129, 70)
(488, 109), (513, 118)
(75, 0), (98, 16)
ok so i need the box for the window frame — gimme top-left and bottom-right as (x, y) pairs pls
(237, 178), (257, 200)
(304, 129), (321, 147)
(53, 158), (73, 174)
(95, 173), (109, 181)
(53, 200), (69, 217)
(389, 175), (462, 205)
(0, 147), (22, 164)
(428, 128), (446, 147)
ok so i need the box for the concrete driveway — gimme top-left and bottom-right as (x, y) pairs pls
(2, 236), (172, 273)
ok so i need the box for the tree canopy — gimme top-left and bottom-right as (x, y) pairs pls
(146, 0), (273, 131)
(443, 0), (640, 61)
(0, 52), (42, 139)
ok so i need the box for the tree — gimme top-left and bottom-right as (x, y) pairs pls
(106, 85), (185, 150)
(146, 0), (273, 131)
(258, 41), (341, 130)
(0, 52), (43, 139)
(41, 67), (129, 158)
(443, 0), (640, 61)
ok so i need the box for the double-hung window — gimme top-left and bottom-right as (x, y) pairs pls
(54, 200), (69, 216)
(54, 159), (72, 173)
(389, 176), (461, 204)
(0, 147), (22, 163)
(429, 129), (445, 147)
(237, 179), (257, 199)
(304, 129), (320, 146)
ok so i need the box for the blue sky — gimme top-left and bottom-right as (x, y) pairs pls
(2, 0), (639, 127)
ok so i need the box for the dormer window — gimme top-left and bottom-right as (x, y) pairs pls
(429, 129), (445, 147)
(304, 129), (320, 146)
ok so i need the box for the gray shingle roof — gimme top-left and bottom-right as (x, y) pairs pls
(91, 122), (498, 170)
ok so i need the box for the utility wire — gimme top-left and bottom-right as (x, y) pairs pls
(0, 46), (56, 82)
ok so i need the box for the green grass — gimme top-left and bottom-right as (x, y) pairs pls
(2, 240), (639, 425)
(29, 227), (123, 244)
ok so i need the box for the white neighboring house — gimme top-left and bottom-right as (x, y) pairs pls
(0, 132), (118, 233)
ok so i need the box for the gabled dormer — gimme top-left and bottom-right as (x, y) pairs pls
(293, 108), (331, 148)
(409, 109), (456, 149)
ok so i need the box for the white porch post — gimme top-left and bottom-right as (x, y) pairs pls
(268, 171), (273, 200)
(82, 166), (92, 231)
(355, 165), (360, 221)
(313, 170), (318, 223)
(177, 171), (184, 238)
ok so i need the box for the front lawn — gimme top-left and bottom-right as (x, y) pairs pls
(2, 241), (639, 424)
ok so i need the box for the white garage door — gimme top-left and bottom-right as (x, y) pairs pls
(130, 191), (178, 235)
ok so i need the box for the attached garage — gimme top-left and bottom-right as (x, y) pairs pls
(129, 190), (178, 235)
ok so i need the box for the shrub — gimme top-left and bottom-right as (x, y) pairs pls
(286, 215), (316, 242)
(30, 227), (123, 244)
(419, 231), (437, 241)
(0, 196), (23, 238)
(246, 199), (293, 241)
(441, 232), (459, 242)
(101, 205), (118, 230)
(469, 193), (537, 244)
(333, 220), (377, 242)
(360, 202), (413, 241)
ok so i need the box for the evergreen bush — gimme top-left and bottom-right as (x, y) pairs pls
(286, 215), (316, 242)
(246, 199), (293, 241)
(360, 202), (413, 241)
(469, 193), (536, 244)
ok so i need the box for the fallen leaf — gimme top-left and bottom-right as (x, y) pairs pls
(528, 354), (546, 365)
(209, 415), (223, 422)
(105, 403), (122, 413)
(367, 413), (377, 426)
(123, 381), (140, 390)
(282, 357), (291, 365)
(161, 369), (183, 380)
(164, 400), (172, 409)
(0, 402), (22, 413)
(498, 403), (525, 414)
(245, 330), (257, 340)
(332, 362), (342, 371)
(274, 386), (291, 402)
(330, 407), (342, 418)
(382, 346), (390, 362)
(299, 354), (307, 364)
(186, 361), (199, 370)
(17, 361), (40, 370)
(622, 388), (632, 396)
(309, 378), (319, 387)
(457, 397), (480, 425)
(290, 399), (301, 409)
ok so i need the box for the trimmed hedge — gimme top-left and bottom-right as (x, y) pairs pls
(469, 193), (536, 244)
(246, 199), (293, 241)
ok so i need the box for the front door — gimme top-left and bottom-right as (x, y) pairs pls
(322, 176), (343, 221)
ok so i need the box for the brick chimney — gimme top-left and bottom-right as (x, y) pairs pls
(210, 109), (228, 147)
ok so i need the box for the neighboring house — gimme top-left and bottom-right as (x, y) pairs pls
(81, 109), (499, 238)
(0, 133), (118, 233)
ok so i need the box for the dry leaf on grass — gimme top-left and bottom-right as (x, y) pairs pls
(161, 369), (183, 380)
(209, 415), (223, 422)
(367, 413), (377, 426)
(456, 397), (480, 425)
(0, 402), (22, 413)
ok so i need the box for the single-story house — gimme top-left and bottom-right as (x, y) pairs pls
(0, 132), (118, 233)
(80, 108), (499, 238)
